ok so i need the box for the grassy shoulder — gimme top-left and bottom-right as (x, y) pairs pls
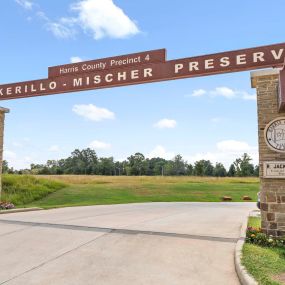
(1, 174), (66, 206)
(26, 175), (259, 209)
(242, 217), (285, 285)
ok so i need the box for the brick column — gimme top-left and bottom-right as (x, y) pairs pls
(0, 107), (9, 201)
(251, 69), (285, 236)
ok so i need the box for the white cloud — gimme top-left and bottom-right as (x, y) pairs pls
(191, 89), (207, 97)
(210, 87), (236, 99)
(147, 145), (175, 160)
(15, 0), (33, 10)
(240, 91), (257, 101)
(35, 0), (139, 40)
(3, 150), (33, 169)
(48, 145), (60, 152)
(186, 152), (221, 164)
(36, 11), (77, 39)
(89, 140), (111, 150)
(188, 87), (256, 101)
(72, 0), (140, 40)
(46, 22), (76, 39)
(70, 56), (83, 63)
(3, 150), (17, 160)
(24, 156), (33, 162)
(72, 104), (115, 122)
(186, 139), (258, 168)
(154, 119), (177, 129)
(216, 140), (254, 153)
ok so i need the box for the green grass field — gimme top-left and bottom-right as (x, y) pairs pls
(18, 175), (260, 209)
(0, 175), (259, 209)
(242, 217), (285, 285)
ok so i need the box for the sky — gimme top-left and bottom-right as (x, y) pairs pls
(1, 0), (284, 169)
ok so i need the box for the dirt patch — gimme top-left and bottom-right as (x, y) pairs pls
(274, 272), (285, 284)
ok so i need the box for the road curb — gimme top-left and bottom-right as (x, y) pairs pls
(235, 214), (258, 285)
(0, 207), (43, 214)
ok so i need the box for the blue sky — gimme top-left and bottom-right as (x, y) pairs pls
(1, 0), (284, 169)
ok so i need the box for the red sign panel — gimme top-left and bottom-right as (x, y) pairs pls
(48, 49), (166, 78)
(0, 43), (284, 101)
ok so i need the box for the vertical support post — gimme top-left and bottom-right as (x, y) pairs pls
(251, 69), (285, 236)
(0, 107), (10, 201)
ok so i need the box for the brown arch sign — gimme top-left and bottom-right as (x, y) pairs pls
(0, 42), (285, 110)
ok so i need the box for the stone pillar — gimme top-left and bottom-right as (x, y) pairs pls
(251, 69), (285, 236)
(0, 107), (9, 201)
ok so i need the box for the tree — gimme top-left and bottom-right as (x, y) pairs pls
(30, 163), (48, 174)
(213, 163), (227, 177)
(204, 162), (214, 176)
(228, 164), (236, 177)
(114, 161), (123, 176)
(98, 157), (115, 175)
(194, 160), (214, 176)
(173, 154), (187, 175)
(127, 153), (146, 175)
(234, 153), (254, 177)
(9, 148), (261, 178)
(2, 160), (13, 174)
(145, 157), (167, 176)
(186, 164), (194, 176)
(70, 148), (98, 174)
(194, 160), (204, 176)
(164, 161), (175, 176)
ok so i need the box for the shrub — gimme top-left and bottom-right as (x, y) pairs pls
(246, 226), (285, 248)
(0, 201), (15, 210)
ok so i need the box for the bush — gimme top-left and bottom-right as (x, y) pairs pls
(0, 201), (15, 210)
(246, 226), (285, 248)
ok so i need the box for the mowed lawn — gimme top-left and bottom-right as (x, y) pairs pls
(25, 175), (259, 209)
(242, 217), (285, 285)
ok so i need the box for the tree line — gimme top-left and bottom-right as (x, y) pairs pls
(2, 148), (259, 177)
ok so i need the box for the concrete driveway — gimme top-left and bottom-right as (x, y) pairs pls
(0, 202), (255, 285)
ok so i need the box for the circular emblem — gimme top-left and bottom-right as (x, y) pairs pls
(264, 117), (285, 153)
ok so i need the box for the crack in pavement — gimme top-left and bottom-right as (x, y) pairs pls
(0, 219), (238, 243)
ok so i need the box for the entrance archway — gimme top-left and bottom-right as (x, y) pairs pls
(1, 43), (285, 236)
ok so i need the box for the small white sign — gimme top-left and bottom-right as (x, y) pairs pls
(263, 161), (285, 178)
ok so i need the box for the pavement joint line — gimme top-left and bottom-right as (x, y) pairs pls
(0, 230), (111, 285)
(0, 219), (238, 243)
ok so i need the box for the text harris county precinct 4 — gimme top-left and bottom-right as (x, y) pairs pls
(48, 49), (166, 77)
(58, 56), (148, 75)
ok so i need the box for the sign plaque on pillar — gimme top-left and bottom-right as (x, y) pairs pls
(264, 117), (285, 153)
(263, 161), (285, 178)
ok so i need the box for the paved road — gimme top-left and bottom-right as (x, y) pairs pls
(0, 202), (255, 285)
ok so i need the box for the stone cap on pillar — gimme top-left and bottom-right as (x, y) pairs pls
(251, 68), (285, 112)
(0, 107), (10, 114)
(251, 68), (281, 88)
